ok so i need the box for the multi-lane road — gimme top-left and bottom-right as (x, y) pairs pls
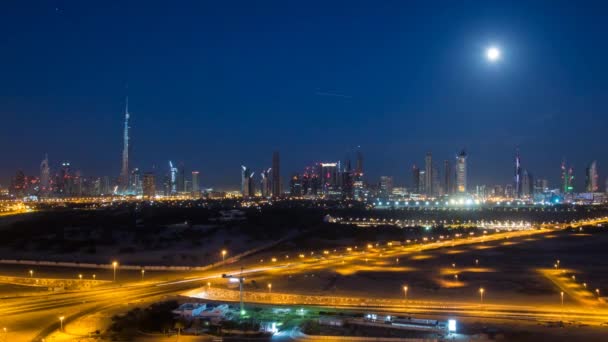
(2, 217), (608, 341)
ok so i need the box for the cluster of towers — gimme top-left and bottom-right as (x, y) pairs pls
(241, 151), (282, 198)
(287, 149), (365, 200)
(411, 150), (467, 197)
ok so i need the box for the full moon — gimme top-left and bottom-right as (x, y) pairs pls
(486, 46), (501, 62)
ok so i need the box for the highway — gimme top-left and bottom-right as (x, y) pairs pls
(1, 216), (607, 341)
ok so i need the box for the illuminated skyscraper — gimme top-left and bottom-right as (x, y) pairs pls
(353, 148), (364, 200)
(456, 150), (467, 193)
(379, 176), (393, 197)
(169, 161), (178, 195)
(514, 150), (522, 198)
(272, 151), (281, 197)
(191, 171), (200, 196)
(119, 97), (130, 192)
(585, 161), (599, 192)
(260, 168), (272, 197)
(39, 154), (50, 196)
(241, 165), (255, 197)
(289, 174), (302, 196)
(425, 152), (433, 196)
(561, 161), (574, 193)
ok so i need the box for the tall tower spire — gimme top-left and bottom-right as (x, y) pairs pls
(119, 96), (130, 192)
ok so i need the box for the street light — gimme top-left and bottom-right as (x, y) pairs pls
(560, 291), (564, 306)
(221, 249), (227, 262)
(29, 269), (33, 278)
(92, 274), (96, 281)
(78, 274), (82, 281)
(141, 269), (145, 281)
(596, 289), (600, 297)
(403, 285), (408, 299)
(475, 259), (479, 266)
(207, 282), (211, 289)
(583, 282), (587, 289)
(59, 316), (65, 331)
(112, 261), (118, 282)
(268, 283), (272, 293)
(479, 288), (485, 304)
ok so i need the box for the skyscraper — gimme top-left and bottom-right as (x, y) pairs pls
(443, 160), (451, 195)
(412, 164), (420, 194)
(191, 171), (200, 196)
(522, 169), (533, 197)
(456, 150), (467, 193)
(425, 152), (433, 196)
(271, 151), (281, 197)
(142, 173), (156, 198)
(119, 97), (130, 192)
(379, 176), (393, 197)
(514, 150), (522, 198)
(40, 154), (50, 196)
(260, 168), (272, 197)
(585, 161), (599, 192)
(353, 148), (364, 200)
(241, 165), (255, 197)
(289, 174), (302, 196)
(169, 161), (178, 195)
(177, 163), (185, 193)
(561, 161), (574, 193)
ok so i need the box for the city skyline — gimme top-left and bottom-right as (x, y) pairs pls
(2, 2), (608, 189)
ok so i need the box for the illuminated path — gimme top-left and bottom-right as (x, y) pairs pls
(2, 216), (608, 341)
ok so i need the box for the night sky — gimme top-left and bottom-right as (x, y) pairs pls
(2, 1), (608, 190)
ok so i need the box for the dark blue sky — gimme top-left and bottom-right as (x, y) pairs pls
(2, 1), (608, 190)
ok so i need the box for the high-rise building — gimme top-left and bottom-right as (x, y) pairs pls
(356, 148), (363, 176)
(514, 150), (522, 198)
(271, 151), (281, 197)
(432, 165), (440, 196)
(142, 173), (156, 198)
(10, 170), (26, 197)
(585, 161), (599, 192)
(177, 163), (186, 193)
(119, 97), (130, 193)
(40, 154), (50, 196)
(57, 161), (72, 195)
(131, 168), (142, 195)
(561, 161), (574, 193)
(353, 149), (364, 200)
(241, 165), (255, 197)
(191, 171), (200, 196)
(505, 184), (514, 198)
(320, 162), (341, 196)
(290, 174), (302, 197)
(455, 150), (467, 193)
(425, 152), (433, 196)
(260, 168), (272, 197)
(412, 164), (420, 193)
(100, 176), (111, 195)
(169, 161), (178, 195)
(419, 170), (426, 194)
(534, 178), (548, 194)
(379, 176), (393, 197)
(341, 159), (354, 199)
(521, 169), (533, 197)
(443, 160), (451, 195)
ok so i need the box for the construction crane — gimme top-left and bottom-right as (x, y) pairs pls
(222, 267), (246, 315)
